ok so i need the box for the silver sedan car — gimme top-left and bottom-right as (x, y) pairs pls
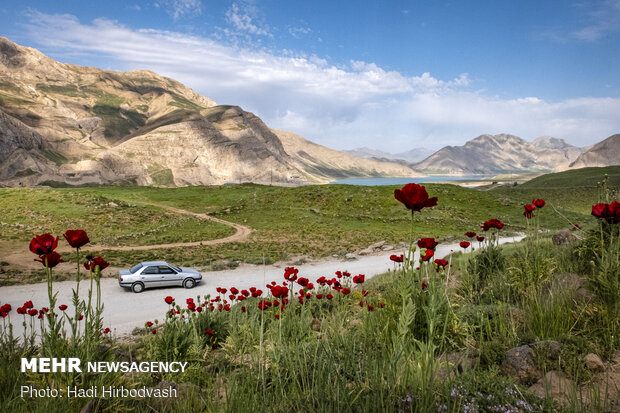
(118, 261), (202, 293)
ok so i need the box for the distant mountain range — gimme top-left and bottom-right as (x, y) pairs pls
(0, 37), (419, 187)
(345, 147), (435, 164)
(1, 36), (617, 187)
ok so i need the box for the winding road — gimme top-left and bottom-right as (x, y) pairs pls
(0, 235), (525, 338)
(1, 204), (252, 269)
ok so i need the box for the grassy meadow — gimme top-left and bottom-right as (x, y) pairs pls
(0, 167), (618, 412)
(2, 166), (617, 283)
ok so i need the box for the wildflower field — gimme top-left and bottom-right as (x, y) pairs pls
(0, 167), (619, 412)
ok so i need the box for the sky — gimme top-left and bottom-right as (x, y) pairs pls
(1, 0), (619, 151)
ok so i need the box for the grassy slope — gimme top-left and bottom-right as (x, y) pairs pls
(0, 166), (616, 271)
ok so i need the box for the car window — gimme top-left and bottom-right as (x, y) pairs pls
(142, 266), (159, 274)
(130, 264), (143, 273)
(170, 265), (182, 272)
(159, 266), (177, 274)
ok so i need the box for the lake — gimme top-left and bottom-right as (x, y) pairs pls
(329, 176), (494, 186)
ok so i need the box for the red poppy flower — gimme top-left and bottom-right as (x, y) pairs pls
(465, 232), (476, 238)
(297, 277), (309, 287)
(83, 256), (109, 272)
(341, 288), (351, 295)
(164, 296), (174, 305)
(35, 252), (63, 268)
(241, 289), (250, 297)
(532, 199), (546, 208)
(459, 241), (470, 249)
(270, 285), (289, 298)
(146, 321), (153, 327)
(481, 219), (504, 231)
(63, 230), (90, 249)
(251, 289), (263, 298)
(421, 249), (434, 261)
(78, 314), (83, 320)
(524, 203), (536, 218)
(28, 308), (38, 317)
(17, 306), (26, 315)
(476, 235), (485, 242)
(205, 329), (214, 336)
(353, 274), (365, 284)
(367, 305), (374, 311)
(421, 281), (428, 291)
(594, 202), (620, 223)
(434, 258), (449, 271)
(378, 302), (385, 308)
(394, 183), (438, 212)
(390, 254), (404, 263)
(103, 327), (110, 334)
(417, 238), (439, 250)
(241, 306), (246, 313)
(258, 300), (272, 310)
(230, 287), (239, 295)
(29, 234), (58, 255)
(316, 294), (323, 299)
(284, 266), (299, 282)
(152, 329), (157, 334)
(326, 293), (333, 300)
(24, 300), (34, 309)
(0, 303), (12, 317)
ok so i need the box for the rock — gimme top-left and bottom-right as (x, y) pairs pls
(368, 241), (386, 250)
(79, 400), (95, 413)
(502, 345), (540, 383)
(528, 371), (575, 405)
(549, 273), (593, 302)
(436, 351), (477, 380)
(531, 340), (562, 360)
(584, 353), (606, 373)
(381, 245), (394, 251)
(345, 253), (356, 260)
(310, 208), (320, 214)
(358, 248), (374, 256)
(552, 229), (578, 246)
(107, 201), (118, 207)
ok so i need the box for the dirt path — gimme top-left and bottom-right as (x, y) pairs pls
(1, 204), (252, 269)
(0, 235), (526, 337)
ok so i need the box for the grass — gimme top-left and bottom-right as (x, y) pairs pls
(0, 169), (618, 412)
(0, 188), (234, 248)
(1, 167), (613, 278)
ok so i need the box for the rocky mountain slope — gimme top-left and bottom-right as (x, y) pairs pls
(568, 134), (620, 169)
(0, 37), (419, 187)
(413, 134), (585, 175)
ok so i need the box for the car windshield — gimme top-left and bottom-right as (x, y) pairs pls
(170, 265), (182, 272)
(129, 264), (143, 274)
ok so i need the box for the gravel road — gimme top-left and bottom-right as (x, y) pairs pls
(0, 235), (524, 337)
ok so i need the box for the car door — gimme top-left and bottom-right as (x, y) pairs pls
(158, 265), (181, 286)
(139, 266), (162, 288)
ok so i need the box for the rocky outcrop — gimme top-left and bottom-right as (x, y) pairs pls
(569, 134), (620, 169)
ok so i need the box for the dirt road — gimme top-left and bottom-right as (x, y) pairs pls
(0, 236), (524, 337)
(1, 204), (252, 270)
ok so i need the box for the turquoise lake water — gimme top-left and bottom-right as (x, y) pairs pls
(329, 176), (493, 186)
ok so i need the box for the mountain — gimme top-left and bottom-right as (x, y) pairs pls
(0, 37), (420, 187)
(345, 147), (435, 164)
(413, 134), (585, 175)
(569, 134), (620, 169)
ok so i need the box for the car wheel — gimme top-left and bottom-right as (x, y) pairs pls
(183, 278), (195, 289)
(132, 282), (145, 293)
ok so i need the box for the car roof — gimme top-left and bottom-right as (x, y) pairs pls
(140, 261), (170, 266)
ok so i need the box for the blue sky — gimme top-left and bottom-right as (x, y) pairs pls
(1, 0), (619, 151)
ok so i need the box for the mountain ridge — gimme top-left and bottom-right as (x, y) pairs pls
(0, 37), (421, 187)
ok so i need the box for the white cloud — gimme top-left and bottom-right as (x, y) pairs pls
(158, 0), (202, 21)
(20, 12), (620, 151)
(225, 1), (270, 36)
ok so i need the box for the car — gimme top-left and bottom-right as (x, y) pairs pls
(118, 261), (202, 293)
